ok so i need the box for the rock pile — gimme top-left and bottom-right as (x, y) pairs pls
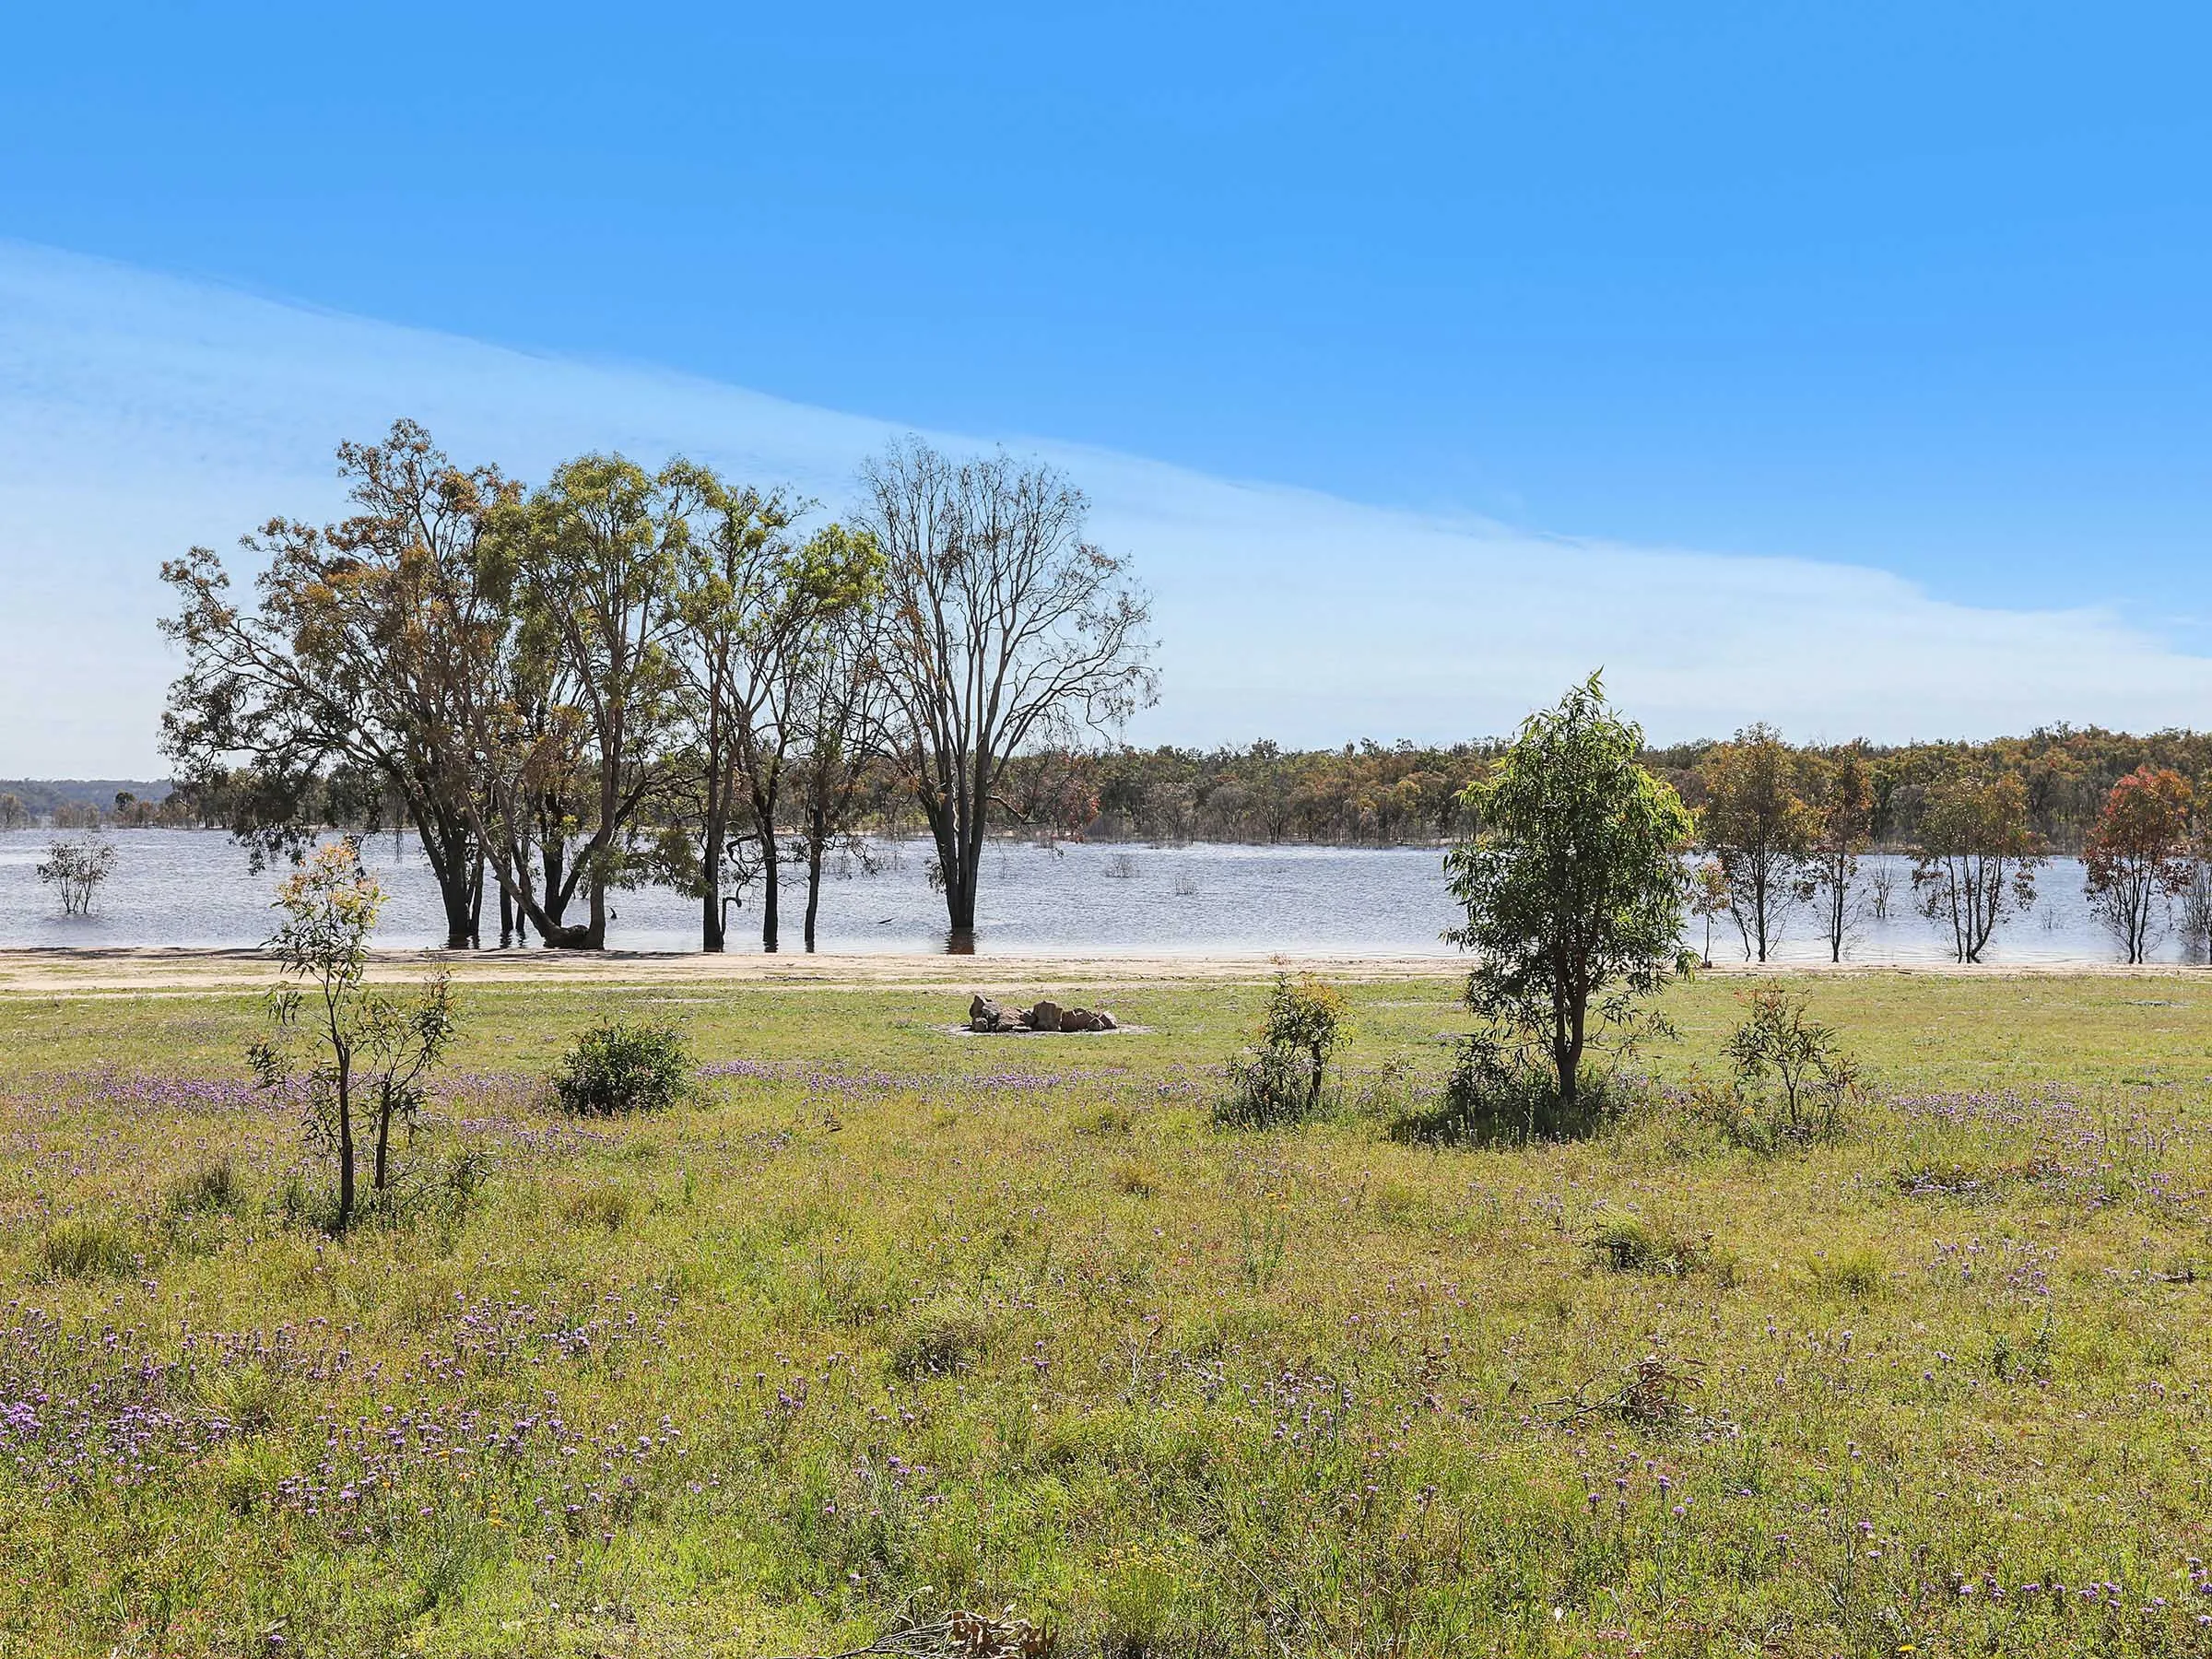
(969, 994), (1118, 1034)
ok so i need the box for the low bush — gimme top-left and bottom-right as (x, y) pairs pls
(1720, 987), (1860, 1147)
(1216, 1045), (1328, 1128)
(1214, 973), (1350, 1129)
(552, 1018), (691, 1115)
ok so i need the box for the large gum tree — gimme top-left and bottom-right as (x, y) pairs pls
(159, 421), (515, 948)
(859, 439), (1155, 946)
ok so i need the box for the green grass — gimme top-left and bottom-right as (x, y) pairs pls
(5, 971), (2212, 1654)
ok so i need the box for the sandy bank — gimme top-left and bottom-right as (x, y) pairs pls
(0, 947), (2205, 997)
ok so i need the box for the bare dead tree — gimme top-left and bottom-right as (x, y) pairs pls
(858, 440), (1156, 943)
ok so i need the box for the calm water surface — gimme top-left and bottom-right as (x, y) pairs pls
(0, 830), (2192, 964)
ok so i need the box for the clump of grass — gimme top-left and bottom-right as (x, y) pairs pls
(1111, 1157), (1162, 1197)
(38, 1216), (141, 1279)
(1073, 1103), (1135, 1136)
(892, 1297), (991, 1380)
(1809, 1245), (1889, 1300)
(553, 1018), (691, 1115)
(191, 1360), (288, 1432)
(165, 1154), (243, 1218)
(563, 1184), (634, 1231)
(1585, 1213), (1736, 1283)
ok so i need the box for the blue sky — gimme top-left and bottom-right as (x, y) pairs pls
(1, 3), (2208, 771)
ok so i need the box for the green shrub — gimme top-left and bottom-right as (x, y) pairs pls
(1216, 1045), (1324, 1128)
(39, 1217), (141, 1279)
(1721, 987), (1859, 1147)
(1214, 973), (1350, 1128)
(552, 1018), (691, 1115)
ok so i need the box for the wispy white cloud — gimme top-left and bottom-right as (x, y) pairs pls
(0, 239), (2205, 775)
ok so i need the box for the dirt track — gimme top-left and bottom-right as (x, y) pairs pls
(0, 947), (2204, 998)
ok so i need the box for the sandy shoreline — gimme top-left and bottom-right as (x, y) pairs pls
(0, 946), (2206, 997)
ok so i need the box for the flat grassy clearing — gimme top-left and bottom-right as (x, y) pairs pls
(5, 971), (2212, 1656)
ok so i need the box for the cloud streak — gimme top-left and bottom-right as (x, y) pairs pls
(0, 239), (2204, 775)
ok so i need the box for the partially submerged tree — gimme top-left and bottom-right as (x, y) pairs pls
(861, 439), (1156, 944)
(1912, 770), (2043, 962)
(667, 485), (879, 953)
(160, 422), (516, 947)
(2082, 764), (2194, 963)
(663, 481), (807, 953)
(787, 582), (897, 951)
(249, 841), (455, 1231)
(1688, 855), (1730, 969)
(1697, 724), (1817, 963)
(1445, 674), (1695, 1114)
(1804, 746), (1875, 964)
(477, 455), (708, 947)
(38, 837), (116, 916)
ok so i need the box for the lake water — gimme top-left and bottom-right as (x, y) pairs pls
(0, 829), (2197, 964)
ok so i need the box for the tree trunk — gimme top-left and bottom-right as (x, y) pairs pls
(414, 813), (477, 950)
(701, 779), (727, 953)
(760, 833), (780, 953)
(1754, 863), (1771, 962)
(804, 811), (826, 953)
(334, 1058), (355, 1231)
(373, 1089), (392, 1193)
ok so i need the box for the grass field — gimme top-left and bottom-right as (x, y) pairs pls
(6, 968), (2212, 1656)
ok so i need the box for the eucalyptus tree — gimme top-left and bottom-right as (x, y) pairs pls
(476, 454), (709, 948)
(1698, 724), (1818, 962)
(859, 439), (1156, 944)
(1805, 745), (1876, 963)
(159, 421), (516, 947)
(667, 479), (878, 952)
(1912, 770), (2043, 962)
(2082, 765), (2194, 963)
(788, 577), (896, 951)
(1445, 674), (1694, 1115)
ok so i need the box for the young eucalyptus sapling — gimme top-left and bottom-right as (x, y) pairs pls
(250, 842), (455, 1230)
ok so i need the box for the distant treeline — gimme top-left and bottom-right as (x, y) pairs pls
(0, 781), (188, 830)
(994, 724), (2212, 854)
(142, 723), (2211, 859)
